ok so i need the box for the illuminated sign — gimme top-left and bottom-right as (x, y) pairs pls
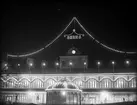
(64, 29), (84, 40)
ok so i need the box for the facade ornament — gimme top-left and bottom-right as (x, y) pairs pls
(64, 29), (84, 40)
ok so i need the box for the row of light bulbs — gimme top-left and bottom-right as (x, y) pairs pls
(3, 60), (131, 70)
(27, 61), (78, 68)
(96, 60), (130, 65)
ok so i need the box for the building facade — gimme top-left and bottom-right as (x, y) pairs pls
(1, 17), (136, 104)
(1, 73), (136, 104)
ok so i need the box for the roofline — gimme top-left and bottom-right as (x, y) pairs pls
(2, 72), (136, 76)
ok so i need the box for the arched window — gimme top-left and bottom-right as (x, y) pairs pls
(73, 78), (83, 88)
(100, 78), (113, 88)
(7, 78), (17, 88)
(45, 78), (56, 88)
(31, 78), (44, 88)
(129, 77), (136, 88)
(114, 78), (128, 88)
(19, 78), (30, 88)
(86, 78), (99, 88)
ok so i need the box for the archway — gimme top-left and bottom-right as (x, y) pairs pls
(45, 78), (82, 105)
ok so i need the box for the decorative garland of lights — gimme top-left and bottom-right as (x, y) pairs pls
(1, 75), (136, 85)
(7, 17), (74, 58)
(7, 17), (137, 58)
(7, 48), (45, 57)
(1, 77), (30, 88)
(74, 17), (137, 54)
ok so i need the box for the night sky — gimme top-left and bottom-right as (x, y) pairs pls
(1, 2), (137, 60)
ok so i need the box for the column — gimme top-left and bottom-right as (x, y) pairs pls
(80, 92), (81, 105)
(46, 92), (48, 104)
(76, 93), (78, 105)
(68, 92), (70, 104)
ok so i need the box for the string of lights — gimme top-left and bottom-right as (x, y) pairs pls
(1, 74), (136, 86)
(7, 17), (75, 58)
(7, 17), (136, 58)
(1, 60), (132, 72)
(74, 17), (137, 54)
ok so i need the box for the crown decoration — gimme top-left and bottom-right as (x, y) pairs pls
(64, 29), (84, 40)
(60, 77), (68, 82)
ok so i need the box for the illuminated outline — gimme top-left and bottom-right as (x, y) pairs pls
(7, 17), (137, 57)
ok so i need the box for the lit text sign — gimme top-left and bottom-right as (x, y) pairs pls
(65, 34), (84, 39)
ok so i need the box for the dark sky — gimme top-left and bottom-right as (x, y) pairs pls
(1, 2), (137, 58)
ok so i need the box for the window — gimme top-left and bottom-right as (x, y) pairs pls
(100, 78), (112, 88)
(129, 78), (136, 88)
(86, 78), (99, 88)
(115, 78), (128, 88)
(31, 79), (43, 88)
(45, 78), (56, 88)
(7, 78), (17, 88)
(19, 78), (30, 88)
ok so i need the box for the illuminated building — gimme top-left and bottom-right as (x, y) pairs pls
(1, 17), (136, 104)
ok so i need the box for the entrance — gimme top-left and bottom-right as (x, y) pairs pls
(45, 79), (82, 104)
